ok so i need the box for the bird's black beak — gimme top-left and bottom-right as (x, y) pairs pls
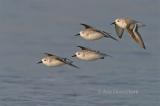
(37, 61), (42, 64)
(74, 33), (80, 36)
(72, 54), (76, 57)
(111, 22), (115, 25)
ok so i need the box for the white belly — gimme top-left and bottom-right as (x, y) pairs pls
(46, 60), (64, 67)
(81, 32), (103, 40)
(78, 52), (101, 61)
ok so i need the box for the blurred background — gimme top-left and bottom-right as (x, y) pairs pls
(0, 0), (159, 106)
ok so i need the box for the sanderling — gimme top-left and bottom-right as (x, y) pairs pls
(111, 17), (146, 49)
(38, 53), (79, 68)
(72, 46), (111, 61)
(74, 23), (117, 41)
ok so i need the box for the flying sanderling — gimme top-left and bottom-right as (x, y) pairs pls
(74, 23), (117, 41)
(72, 46), (111, 61)
(111, 17), (146, 49)
(38, 53), (79, 68)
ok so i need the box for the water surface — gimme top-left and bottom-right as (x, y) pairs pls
(0, 0), (159, 106)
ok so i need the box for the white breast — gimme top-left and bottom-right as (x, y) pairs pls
(117, 21), (127, 28)
(115, 18), (128, 29)
(77, 51), (101, 61)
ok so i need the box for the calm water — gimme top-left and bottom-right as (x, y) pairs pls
(0, 0), (159, 106)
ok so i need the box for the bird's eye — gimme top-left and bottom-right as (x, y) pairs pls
(43, 59), (46, 61)
(117, 20), (119, 22)
(77, 52), (81, 55)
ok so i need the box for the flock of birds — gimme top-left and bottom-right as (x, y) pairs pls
(37, 17), (146, 69)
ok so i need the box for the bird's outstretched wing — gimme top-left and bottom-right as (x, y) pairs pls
(111, 21), (124, 39)
(56, 57), (79, 69)
(127, 24), (146, 49)
(44, 53), (54, 56)
(77, 46), (111, 57)
(80, 23), (93, 29)
(115, 24), (124, 39)
(65, 62), (80, 69)
(44, 53), (61, 59)
(102, 31), (118, 41)
(77, 45), (94, 51)
(77, 45), (102, 53)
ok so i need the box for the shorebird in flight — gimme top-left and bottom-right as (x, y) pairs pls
(111, 17), (146, 49)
